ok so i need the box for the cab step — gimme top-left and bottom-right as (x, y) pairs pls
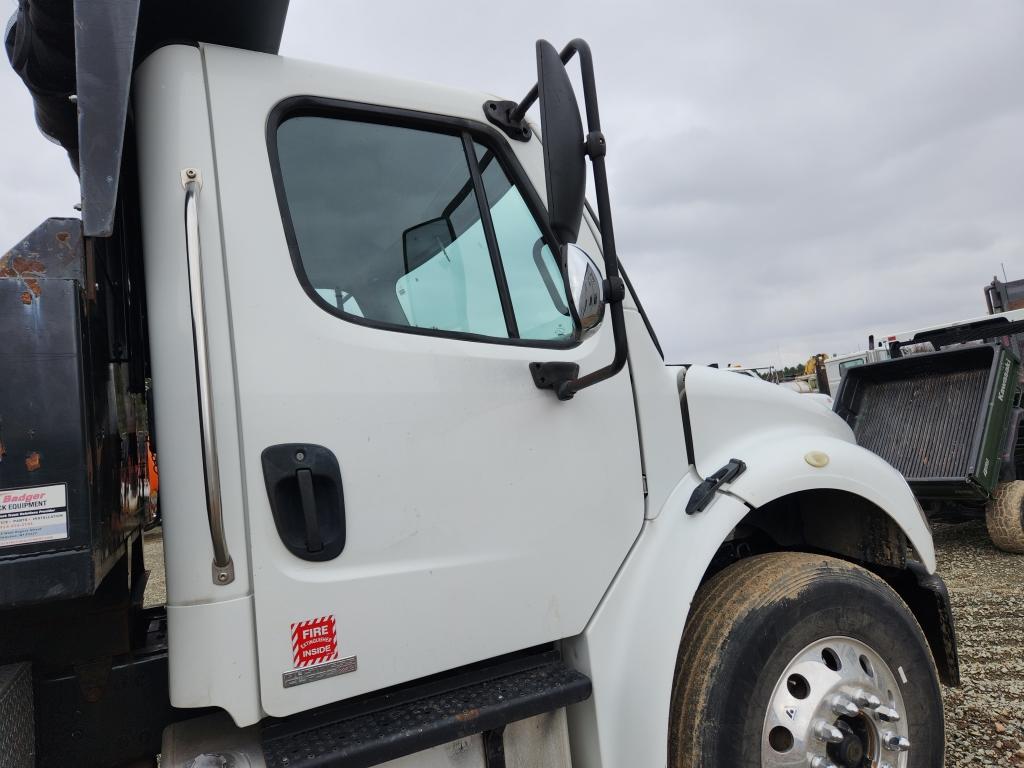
(260, 648), (590, 768)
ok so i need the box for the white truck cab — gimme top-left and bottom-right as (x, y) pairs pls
(1, 5), (956, 767)
(823, 348), (889, 397)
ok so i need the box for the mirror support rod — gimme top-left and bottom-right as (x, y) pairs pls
(523, 39), (629, 400)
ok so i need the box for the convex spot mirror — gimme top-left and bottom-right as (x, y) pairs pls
(536, 40), (586, 246)
(563, 244), (605, 339)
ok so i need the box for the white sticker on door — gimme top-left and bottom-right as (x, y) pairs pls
(0, 483), (69, 548)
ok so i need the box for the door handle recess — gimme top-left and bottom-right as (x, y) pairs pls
(182, 168), (235, 586)
(261, 444), (346, 561)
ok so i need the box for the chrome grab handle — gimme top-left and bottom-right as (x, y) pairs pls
(182, 168), (235, 586)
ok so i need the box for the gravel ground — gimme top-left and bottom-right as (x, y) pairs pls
(142, 520), (1023, 765)
(935, 518), (1024, 767)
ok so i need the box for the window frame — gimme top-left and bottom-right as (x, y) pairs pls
(266, 95), (578, 349)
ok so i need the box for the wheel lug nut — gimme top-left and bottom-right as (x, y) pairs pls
(810, 758), (839, 768)
(876, 705), (900, 722)
(829, 695), (859, 717)
(813, 719), (844, 744)
(882, 731), (911, 752)
(853, 688), (881, 709)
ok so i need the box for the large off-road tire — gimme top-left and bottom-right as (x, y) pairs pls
(986, 480), (1024, 553)
(669, 553), (944, 768)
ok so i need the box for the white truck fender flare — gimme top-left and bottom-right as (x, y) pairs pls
(708, 432), (936, 573)
(566, 477), (747, 768)
(567, 437), (935, 767)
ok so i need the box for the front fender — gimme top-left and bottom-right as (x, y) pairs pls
(567, 443), (937, 767)
(682, 363), (934, 572)
(706, 433), (936, 573)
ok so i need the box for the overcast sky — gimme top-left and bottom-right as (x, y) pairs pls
(2, 1), (1021, 367)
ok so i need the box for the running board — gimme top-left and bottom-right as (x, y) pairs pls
(260, 649), (591, 767)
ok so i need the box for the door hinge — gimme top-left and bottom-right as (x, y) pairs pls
(686, 459), (746, 515)
(642, 474), (648, 496)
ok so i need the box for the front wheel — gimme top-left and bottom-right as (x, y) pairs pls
(670, 553), (944, 767)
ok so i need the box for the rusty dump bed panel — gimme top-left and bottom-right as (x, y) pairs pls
(835, 344), (1019, 502)
(0, 218), (148, 607)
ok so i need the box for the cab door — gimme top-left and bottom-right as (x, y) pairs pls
(202, 45), (644, 717)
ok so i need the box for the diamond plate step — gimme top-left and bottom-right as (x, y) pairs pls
(261, 650), (590, 768)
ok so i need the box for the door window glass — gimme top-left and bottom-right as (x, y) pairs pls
(274, 112), (575, 345)
(476, 145), (573, 341)
(276, 117), (507, 337)
(313, 288), (364, 316)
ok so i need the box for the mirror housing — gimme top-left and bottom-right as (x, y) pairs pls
(536, 40), (586, 245)
(563, 244), (605, 339)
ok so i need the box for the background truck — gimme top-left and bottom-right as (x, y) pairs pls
(1, 2), (957, 766)
(985, 275), (1024, 315)
(834, 309), (1024, 553)
(823, 343), (890, 398)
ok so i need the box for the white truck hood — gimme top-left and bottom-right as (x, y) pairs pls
(679, 364), (936, 573)
(683, 365), (854, 479)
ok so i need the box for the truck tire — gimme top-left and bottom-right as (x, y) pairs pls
(986, 480), (1024, 553)
(669, 552), (944, 768)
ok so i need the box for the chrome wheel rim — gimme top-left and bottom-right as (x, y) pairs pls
(761, 635), (911, 768)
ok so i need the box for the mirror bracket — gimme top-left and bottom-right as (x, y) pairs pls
(604, 276), (625, 303)
(529, 362), (582, 401)
(585, 131), (606, 158)
(483, 100), (533, 142)
(530, 273), (625, 402)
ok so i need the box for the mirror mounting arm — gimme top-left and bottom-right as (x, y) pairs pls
(527, 39), (630, 401)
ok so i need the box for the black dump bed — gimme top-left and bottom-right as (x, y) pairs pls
(834, 344), (1019, 501)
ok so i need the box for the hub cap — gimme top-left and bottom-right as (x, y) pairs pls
(761, 636), (910, 768)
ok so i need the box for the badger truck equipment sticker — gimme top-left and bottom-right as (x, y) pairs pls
(284, 614), (357, 688)
(0, 483), (69, 549)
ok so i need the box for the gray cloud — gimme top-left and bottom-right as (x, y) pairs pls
(2, 0), (1021, 368)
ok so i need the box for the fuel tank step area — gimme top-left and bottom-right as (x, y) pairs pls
(260, 648), (589, 768)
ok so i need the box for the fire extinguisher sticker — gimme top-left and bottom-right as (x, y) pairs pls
(283, 614), (357, 688)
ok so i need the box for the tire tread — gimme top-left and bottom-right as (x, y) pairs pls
(986, 480), (1024, 553)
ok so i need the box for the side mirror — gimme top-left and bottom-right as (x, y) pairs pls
(563, 244), (605, 338)
(536, 40), (586, 245)
(498, 38), (628, 401)
(402, 217), (455, 274)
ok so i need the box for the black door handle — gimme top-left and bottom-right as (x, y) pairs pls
(296, 469), (323, 553)
(262, 444), (345, 561)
